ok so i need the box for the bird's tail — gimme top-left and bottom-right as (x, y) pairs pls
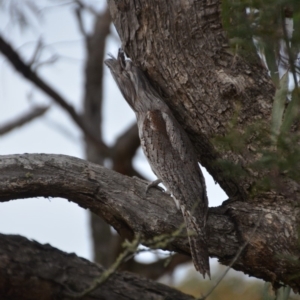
(184, 215), (210, 279)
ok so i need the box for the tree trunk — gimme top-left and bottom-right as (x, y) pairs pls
(80, 7), (116, 268)
(106, 0), (300, 292)
(1, 0), (300, 295)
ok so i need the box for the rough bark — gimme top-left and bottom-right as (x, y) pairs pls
(1, 1), (300, 291)
(0, 153), (299, 291)
(107, 0), (276, 199)
(106, 0), (300, 291)
(0, 233), (194, 300)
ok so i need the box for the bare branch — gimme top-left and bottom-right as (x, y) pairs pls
(75, 4), (89, 40)
(0, 233), (194, 300)
(78, 4), (112, 268)
(0, 153), (299, 290)
(67, 234), (141, 298)
(112, 123), (143, 178)
(0, 35), (110, 156)
(75, 0), (98, 16)
(0, 153), (203, 254)
(0, 105), (49, 136)
(0, 153), (237, 258)
(32, 54), (59, 70)
(28, 38), (43, 66)
(113, 123), (140, 161)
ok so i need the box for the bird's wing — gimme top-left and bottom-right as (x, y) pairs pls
(140, 109), (207, 206)
(140, 109), (210, 278)
(161, 111), (193, 163)
(161, 111), (207, 201)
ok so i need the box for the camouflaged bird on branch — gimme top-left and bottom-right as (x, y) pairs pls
(105, 49), (210, 278)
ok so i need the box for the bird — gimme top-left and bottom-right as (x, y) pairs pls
(105, 49), (210, 278)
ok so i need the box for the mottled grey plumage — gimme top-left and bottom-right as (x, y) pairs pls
(105, 49), (210, 278)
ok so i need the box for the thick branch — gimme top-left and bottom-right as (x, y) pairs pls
(0, 105), (49, 136)
(0, 153), (234, 256)
(0, 233), (194, 300)
(1, 154), (300, 290)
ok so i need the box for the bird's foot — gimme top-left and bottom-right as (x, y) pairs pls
(145, 179), (164, 194)
(133, 177), (169, 195)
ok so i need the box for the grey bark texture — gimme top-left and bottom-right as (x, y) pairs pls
(0, 233), (194, 300)
(1, 0), (300, 296)
(105, 51), (210, 278)
(0, 154), (299, 291)
(105, 0), (300, 292)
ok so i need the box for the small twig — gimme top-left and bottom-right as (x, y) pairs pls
(32, 54), (59, 70)
(38, 1), (74, 13)
(65, 234), (141, 298)
(25, 38), (59, 70)
(75, 0), (98, 16)
(0, 34), (110, 157)
(65, 219), (190, 299)
(28, 38), (43, 66)
(74, 4), (89, 40)
(0, 105), (49, 136)
(198, 212), (264, 300)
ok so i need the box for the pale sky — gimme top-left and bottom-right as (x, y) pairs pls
(0, 0), (234, 283)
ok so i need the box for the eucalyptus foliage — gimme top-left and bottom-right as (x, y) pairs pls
(216, 1), (300, 194)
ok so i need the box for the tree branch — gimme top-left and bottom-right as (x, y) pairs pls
(77, 5), (112, 267)
(0, 35), (110, 156)
(75, 0), (98, 16)
(1, 153), (299, 290)
(0, 105), (49, 136)
(0, 233), (194, 300)
(75, 4), (89, 40)
(112, 123), (143, 178)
